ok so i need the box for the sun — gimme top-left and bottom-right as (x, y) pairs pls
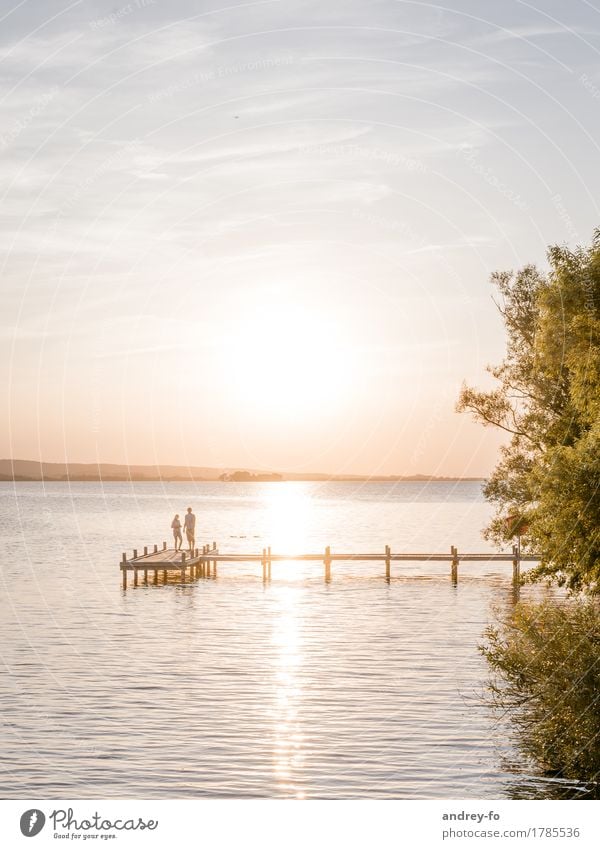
(221, 300), (353, 422)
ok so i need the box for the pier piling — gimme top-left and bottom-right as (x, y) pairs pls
(512, 544), (520, 584)
(451, 546), (459, 584)
(324, 545), (332, 582)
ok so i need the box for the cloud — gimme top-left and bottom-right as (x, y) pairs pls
(477, 24), (593, 44)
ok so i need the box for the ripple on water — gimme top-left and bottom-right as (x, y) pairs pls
(0, 482), (573, 798)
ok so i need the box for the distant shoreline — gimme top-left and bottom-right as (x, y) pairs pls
(0, 459), (484, 483)
(1, 475), (485, 484)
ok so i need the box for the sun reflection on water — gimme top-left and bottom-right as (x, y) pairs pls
(269, 586), (306, 798)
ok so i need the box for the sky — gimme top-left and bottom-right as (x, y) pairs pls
(1, 0), (600, 477)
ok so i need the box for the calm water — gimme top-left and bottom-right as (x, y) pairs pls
(0, 481), (579, 799)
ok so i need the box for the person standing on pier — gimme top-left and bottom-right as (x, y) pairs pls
(171, 514), (183, 552)
(184, 506), (196, 553)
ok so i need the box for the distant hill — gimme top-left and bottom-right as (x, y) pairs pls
(0, 459), (483, 483)
(0, 459), (227, 482)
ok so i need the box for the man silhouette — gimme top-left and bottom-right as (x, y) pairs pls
(184, 507), (196, 553)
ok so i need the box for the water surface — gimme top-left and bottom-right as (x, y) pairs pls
(0, 481), (579, 798)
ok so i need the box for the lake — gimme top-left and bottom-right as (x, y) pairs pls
(0, 481), (579, 799)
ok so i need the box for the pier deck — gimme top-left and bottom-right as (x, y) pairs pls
(120, 542), (539, 589)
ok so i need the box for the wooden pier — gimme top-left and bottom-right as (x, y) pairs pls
(120, 541), (219, 589)
(120, 542), (538, 589)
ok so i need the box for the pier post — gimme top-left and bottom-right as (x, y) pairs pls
(512, 544), (520, 584)
(154, 544), (158, 554)
(134, 567), (138, 587)
(451, 546), (458, 584)
(154, 570), (158, 584)
(144, 546), (148, 556)
(133, 549), (138, 559)
(324, 546), (331, 582)
(143, 547), (148, 583)
(267, 546), (272, 580)
(385, 545), (391, 580)
(121, 553), (127, 590)
(163, 541), (167, 551)
(181, 551), (186, 583)
(262, 548), (267, 582)
(163, 569), (167, 582)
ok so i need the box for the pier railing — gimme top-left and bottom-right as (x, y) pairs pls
(120, 543), (538, 589)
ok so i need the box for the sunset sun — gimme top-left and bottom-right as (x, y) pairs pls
(222, 302), (353, 421)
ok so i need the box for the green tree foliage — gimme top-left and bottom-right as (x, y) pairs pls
(482, 600), (600, 784)
(458, 231), (600, 592)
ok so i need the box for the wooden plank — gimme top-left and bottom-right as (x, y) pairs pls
(123, 551), (540, 566)
(119, 543), (541, 588)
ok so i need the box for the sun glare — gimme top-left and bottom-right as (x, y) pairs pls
(264, 482), (313, 555)
(222, 302), (353, 422)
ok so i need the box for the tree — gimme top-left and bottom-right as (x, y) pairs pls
(457, 231), (600, 592)
(481, 599), (600, 784)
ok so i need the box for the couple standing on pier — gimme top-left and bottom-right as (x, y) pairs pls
(171, 507), (196, 553)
